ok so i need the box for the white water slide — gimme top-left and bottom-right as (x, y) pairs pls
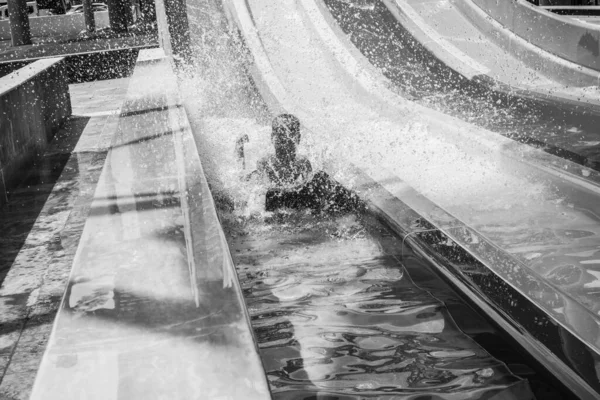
(224, 0), (600, 396)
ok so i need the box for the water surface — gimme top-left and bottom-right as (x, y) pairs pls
(221, 212), (532, 399)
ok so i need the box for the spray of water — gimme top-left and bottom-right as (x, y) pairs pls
(176, 0), (596, 252)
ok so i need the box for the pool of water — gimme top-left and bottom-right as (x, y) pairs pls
(218, 210), (547, 399)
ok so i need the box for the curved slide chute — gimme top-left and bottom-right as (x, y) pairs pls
(223, 0), (600, 397)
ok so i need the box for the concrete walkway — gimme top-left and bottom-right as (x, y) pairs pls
(0, 77), (128, 399)
(0, 49), (270, 398)
(23, 49), (268, 400)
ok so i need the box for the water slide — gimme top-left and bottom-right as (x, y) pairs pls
(25, 49), (538, 399)
(323, 0), (600, 168)
(221, 0), (600, 397)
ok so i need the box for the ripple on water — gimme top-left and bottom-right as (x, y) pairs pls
(227, 214), (525, 398)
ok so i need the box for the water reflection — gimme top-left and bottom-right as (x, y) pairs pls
(222, 213), (530, 398)
(411, 218), (600, 395)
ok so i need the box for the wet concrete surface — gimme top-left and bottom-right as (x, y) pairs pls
(28, 54), (270, 400)
(0, 77), (127, 399)
(0, 78), (127, 286)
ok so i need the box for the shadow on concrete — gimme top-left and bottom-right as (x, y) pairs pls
(87, 191), (181, 217)
(110, 127), (182, 149)
(0, 116), (92, 287)
(0, 46), (150, 83)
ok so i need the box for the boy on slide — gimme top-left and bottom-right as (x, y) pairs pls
(242, 114), (363, 213)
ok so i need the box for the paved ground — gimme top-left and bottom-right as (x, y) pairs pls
(0, 77), (128, 399)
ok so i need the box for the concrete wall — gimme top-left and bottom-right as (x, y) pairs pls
(154, 0), (173, 56)
(0, 58), (71, 204)
(470, 0), (600, 72)
(0, 11), (110, 41)
(154, 0), (189, 58)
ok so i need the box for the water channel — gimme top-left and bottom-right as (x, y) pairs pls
(180, 0), (593, 397)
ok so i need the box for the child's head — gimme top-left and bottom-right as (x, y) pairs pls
(272, 114), (301, 152)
